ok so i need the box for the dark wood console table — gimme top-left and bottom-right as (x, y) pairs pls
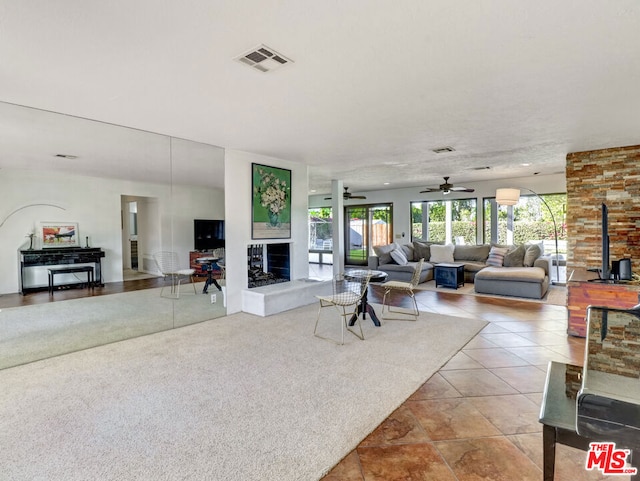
(19, 247), (105, 294)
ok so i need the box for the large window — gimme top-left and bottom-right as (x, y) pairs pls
(483, 193), (567, 254)
(346, 204), (393, 265)
(309, 208), (333, 264)
(411, 198), (477, 244)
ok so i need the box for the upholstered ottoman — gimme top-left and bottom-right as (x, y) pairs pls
(474, 266), (549, 299)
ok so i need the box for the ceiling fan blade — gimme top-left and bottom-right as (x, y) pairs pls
(419, 188), (439, 193)
(450, 186), (475, 192)
(349, 195), (367, 199)
(324, 196), (332, 200)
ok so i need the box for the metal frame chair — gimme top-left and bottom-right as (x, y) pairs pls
(212, 247), (226, 280)
(381, 258), (424, 321)
(153, 251), (197, 298)
(314, 271), (372, 344)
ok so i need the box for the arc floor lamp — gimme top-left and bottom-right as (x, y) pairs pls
(495, 188), (562, 285)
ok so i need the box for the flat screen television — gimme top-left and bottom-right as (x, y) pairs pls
(194, 219), (225, 251)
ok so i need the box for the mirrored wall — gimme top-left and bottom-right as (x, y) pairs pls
(0, 101), (226, 369)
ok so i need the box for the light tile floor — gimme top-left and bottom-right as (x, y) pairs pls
(321, 286), (633, 481)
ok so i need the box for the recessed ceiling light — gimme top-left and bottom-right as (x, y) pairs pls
(234, 44), (293, 73)
(383, 182), (390, 185)
(310, 189), (316, 193)
(55, 154), (78, 159)
(521, 163), (531, 167)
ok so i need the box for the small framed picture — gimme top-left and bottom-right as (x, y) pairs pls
(41, 222), (80, 248)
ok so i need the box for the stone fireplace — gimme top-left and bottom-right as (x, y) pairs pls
(247, 243), (291, 288)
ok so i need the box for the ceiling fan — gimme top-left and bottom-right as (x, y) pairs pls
(324, 186), (367, 200)
(419, 177), (475, 195)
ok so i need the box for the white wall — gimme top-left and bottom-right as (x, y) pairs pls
(224, 150), (309, 314)
(309, 173), (566, 245)
(0, 169), (224, 294)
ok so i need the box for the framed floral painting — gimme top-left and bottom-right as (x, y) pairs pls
(252, 163), (291, 239)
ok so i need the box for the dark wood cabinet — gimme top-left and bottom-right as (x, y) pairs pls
(434, 263), (465, 289)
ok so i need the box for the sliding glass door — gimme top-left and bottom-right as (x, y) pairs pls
(345, 204), (392, 265)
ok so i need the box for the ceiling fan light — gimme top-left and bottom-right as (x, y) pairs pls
(496, 188), (520, 206)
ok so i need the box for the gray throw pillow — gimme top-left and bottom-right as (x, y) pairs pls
(373, 243), (397, 265)
(400, 244), (415, 262)
(503, 245), (526, 267)
(523, 244), (542, 267)
(413, 241), (431, 261)
(390, 248), (409, 266)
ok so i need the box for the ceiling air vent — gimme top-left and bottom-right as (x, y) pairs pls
(432, 147), (456, 154)
(235, 45), (293, 73)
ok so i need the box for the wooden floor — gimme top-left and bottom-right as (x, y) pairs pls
(0, 276), (168, 308)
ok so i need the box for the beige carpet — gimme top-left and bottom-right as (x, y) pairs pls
(414, 280), (568, 306)
(0, 303), (486, 481)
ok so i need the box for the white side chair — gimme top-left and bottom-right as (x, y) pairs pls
(153, 251), (197, 298)
(314, 271), (372, 344)
(381, 258), (424, 321)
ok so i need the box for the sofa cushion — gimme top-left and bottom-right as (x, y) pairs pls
(381, 262), (429, 274)
(454, 244), (490, 262)
(430, 244), (455, 263)
(390, 248), (409, 266)
(373, 243), (397, 265)
(503, 245), (526, 267)
(461, 261), (487, 273)
(523, 244), (542, 267)
(486, 246), (508, 267)
(413, 241), (432, 262)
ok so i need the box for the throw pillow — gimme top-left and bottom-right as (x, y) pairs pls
(486, 246), (508, 267)
(390, 248), (409, 266)
(430, 244), (455, 263)
(373, 243), (397, 265)
(525, 241), (545, 256)
(400, 243), (415, 262)
(503, 245), (526, 267)
(523, 244), (542, 267)
(413, 241), (432, 261)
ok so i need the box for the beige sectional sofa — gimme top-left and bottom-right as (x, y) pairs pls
(368, 240), (551, 299)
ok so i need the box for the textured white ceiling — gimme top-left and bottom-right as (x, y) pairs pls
(0, 1), (638, 194)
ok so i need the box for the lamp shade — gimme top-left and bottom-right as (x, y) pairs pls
(496, 188), (520, 206)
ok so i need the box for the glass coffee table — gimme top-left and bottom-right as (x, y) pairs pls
(344, 269), (388, 327)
